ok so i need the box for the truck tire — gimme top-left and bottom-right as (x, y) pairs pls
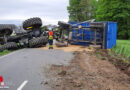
(0, 24), (16, 30)
(28, 36), (48, 48)
(0, 24), (15, 36)
(0, 42), (18, 52)
(23, 17), (42, 30)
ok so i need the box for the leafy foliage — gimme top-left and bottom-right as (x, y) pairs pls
(67, 0), (97, 21)
(42, 26), (47, 31)
(0, 50), (11, 56)
(112, 40), (130, 59)
(96, 0), (130, 39)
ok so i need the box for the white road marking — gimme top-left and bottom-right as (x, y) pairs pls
(17, 80), (28, 90)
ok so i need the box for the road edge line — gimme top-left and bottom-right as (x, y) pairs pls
(17, 80), (28, 90)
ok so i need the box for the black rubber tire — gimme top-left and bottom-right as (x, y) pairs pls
(7, 36), (20, 43)
(28, 36), (48, 48)
(23, 17), (42, 30)
(0, 24), (16, 30)
(0, 42), (18, 52)
(0, 24), (16, 36)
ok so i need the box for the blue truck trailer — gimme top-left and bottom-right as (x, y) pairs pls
(69, 21), (117, 49)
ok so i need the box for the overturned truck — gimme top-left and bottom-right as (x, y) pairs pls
(0, 17), (48, 52)
(56, 20), (117, 49)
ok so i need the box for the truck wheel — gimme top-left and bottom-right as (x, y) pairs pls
(23, 17), (42, 30)
(0, 42), (18, 52)
(28, 37), (48, 48)
(0, 24), (16, 36)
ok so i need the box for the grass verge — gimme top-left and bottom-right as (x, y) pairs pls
(112, 40), (130, 59)
(0, 50), (11, 56)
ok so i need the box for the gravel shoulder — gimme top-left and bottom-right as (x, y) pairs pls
(43, 50), (130, 90)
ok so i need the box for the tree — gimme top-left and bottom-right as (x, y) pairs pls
(67, 0), (97, 22)
(96, 0), (130, 39)
(89, 0), (98, 19)
(79, 0), (90, 21)
(67, 0), (82, 21)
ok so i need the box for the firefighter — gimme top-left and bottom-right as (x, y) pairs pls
(48, 28), (54, 49)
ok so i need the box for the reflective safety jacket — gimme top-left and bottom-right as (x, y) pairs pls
(48, 31), (53, 36)
(49, 35), (53, 40)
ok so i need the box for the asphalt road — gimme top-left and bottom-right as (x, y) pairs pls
(0, 49), (73, 90)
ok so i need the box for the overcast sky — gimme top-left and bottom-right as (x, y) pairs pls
(0, 0), (69, 25)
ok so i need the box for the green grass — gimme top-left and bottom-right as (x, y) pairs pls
(112, 40), (130, 59)
(0, 50), (11, 56)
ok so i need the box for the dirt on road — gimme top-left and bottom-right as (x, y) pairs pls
(40, 45), (94, 52)
(43, 48), (130, 90)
